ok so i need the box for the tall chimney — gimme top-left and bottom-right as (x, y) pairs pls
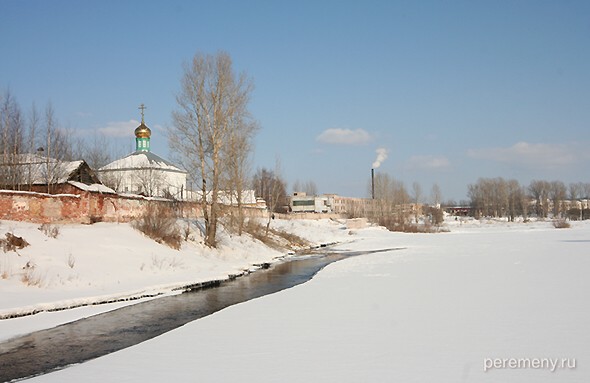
(371, 168), (375, 199)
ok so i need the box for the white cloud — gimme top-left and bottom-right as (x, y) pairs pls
(98, 120), (140, 138)
(406, 155), (451, 170)
(316, 128), (372, 145)
(467, 142), (578, 168)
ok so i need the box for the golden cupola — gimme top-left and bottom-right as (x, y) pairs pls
(134, 122), (151, 139)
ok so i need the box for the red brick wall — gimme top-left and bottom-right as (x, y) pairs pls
(0, 189), (203, 224)
(0, 189), (344, 224)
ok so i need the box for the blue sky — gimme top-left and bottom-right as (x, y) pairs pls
(2, 0), (589, 201)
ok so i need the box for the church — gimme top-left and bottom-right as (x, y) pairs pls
(98, 105), (187, 199)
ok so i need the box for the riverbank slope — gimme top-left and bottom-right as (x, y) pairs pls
(0, 218), (353, 331)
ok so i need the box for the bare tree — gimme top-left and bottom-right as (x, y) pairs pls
(82, 133), (117, 171)
(431, 183), (442, 208)
(1, 94), (74, 193)
(506, 179), (522, 222)
(171, 51), (256, 247)
(371, 171), (393, 218)
(0, 90), (26, 190)
(412, 181), (422, 223)
(221, 83), (258, 235)
(519, 185), (530, 221)
(568, 182), (582, 201)
(370, 172), (410, 230)
(252, 166), (287, 214)
(42, 103), (70, 193)
(293, 179), (318, 196)
(25, 103), (41, 190)
(266, 160), (286, 234)
(468, 177), (512, 219)
(528, 180), (551, 218)
(492, 177), (508, 218)
(134, 167), (166, 197)
(100, 168), (125, 192)
(303, 180), (318, 196)
(549, 180), (567, 218)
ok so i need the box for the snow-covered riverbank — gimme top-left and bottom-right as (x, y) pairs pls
(4, 218), (590, 382)
(0, 218), (352, 339)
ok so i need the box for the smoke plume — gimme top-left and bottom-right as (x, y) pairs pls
(372, 147), (388, 169)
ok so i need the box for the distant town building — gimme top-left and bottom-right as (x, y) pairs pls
(289, 192), (333, 213)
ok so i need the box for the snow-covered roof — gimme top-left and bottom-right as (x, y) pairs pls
(1, 154), (90, 185)
(67, 181), (117, 194)
(98, 151), (186, 173)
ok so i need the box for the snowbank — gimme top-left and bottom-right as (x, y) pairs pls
(22, 219), (590, 382)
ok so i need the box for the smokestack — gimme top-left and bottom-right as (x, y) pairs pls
(371, 168), (375, 199)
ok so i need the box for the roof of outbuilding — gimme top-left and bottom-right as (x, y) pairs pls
(1, 154), (97, 185)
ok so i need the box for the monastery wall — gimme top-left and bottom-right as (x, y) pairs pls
(0, 191), (86, 224)
(1, 187), (344, 225)
(0, 189), (202, 224)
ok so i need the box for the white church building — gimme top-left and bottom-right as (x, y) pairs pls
(98, 106), (187, 199)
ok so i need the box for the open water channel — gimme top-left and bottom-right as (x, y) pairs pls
(0, 249), (399, 382)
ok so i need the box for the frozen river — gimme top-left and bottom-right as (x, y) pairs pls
(0, 250), (398, 382)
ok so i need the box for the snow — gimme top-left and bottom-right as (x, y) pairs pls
(2, 218), (590, 382)
(99, 151), (185, 173)
(67, 181), (116, 194)
(0, 190), (80, 198)
(0, 218), (350, 336)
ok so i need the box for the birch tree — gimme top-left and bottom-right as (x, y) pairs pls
(25, 103), (40, 190)
(222, 79), (258, 235)
(171, 51), (256, 247)
(42, 104), (73, 193)
(0, 90), (24, 189)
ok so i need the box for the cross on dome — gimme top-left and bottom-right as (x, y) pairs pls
(138, 103), (147, 124)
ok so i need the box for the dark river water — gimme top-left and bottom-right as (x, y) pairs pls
(0, 249), (399, 382)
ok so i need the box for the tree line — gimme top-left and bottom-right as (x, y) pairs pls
(467, 177), (590, 221)
(339, 172), (445, 232)
(1, 91), (76, 193)
(0, 89), (123, 193)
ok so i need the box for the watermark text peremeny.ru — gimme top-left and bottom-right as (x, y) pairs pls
(483, 357), (576, 372)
